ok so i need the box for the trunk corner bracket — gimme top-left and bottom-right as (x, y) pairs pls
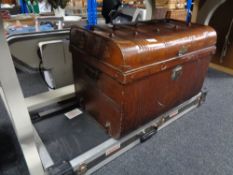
(199, 89), (208, 106)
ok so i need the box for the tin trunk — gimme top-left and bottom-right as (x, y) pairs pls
(70, 19), (216, 138)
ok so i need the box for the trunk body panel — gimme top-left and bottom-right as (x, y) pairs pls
(71, 20), (216, 138)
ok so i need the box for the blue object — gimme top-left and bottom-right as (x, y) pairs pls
(87, 0), (97, 26)
(186, 0), (192, 25)
(7, 24), (54, 35)
(19, 0), (28, 13)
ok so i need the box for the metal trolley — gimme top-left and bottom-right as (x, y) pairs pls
(0, 17), (207, 175)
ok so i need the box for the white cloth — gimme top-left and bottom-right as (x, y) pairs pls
(38, 0), (51, 13)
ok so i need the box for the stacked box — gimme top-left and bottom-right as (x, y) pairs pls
(156, 0), (186, 9)
(155, 0), (187, 21)
(66, 0), (103, 16)
(166, 9), (187, 21)
(122, 0), (145, 8)
(153, 7), (168, 19)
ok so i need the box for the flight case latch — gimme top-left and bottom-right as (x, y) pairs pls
(138, 126), (158, 143)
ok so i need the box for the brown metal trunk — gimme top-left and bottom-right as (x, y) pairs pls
(70, 19), (216, 139)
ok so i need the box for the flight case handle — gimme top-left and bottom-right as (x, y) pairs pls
(138, 126), (158, 143)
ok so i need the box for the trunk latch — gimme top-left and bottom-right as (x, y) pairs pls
(178, 46), (188, 56)
(172, 65), (183, 80)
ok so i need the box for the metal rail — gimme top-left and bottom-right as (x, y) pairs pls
(197, 0), (226, 25)
(0, 17), (45, 175)
(25, 84), (76, 112)
(69, 92), (204, 175)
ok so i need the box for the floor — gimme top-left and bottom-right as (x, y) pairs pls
(94, 69), (233, 175)
(1, 68), (233, 175)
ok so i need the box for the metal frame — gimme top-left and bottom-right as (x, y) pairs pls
(0, 17), (45, 175)
(197, 0), (226, 25)
(7, 29), (70, 73)
(145, 0), (156, 20)
(68, 92), (204, 175)
(25, 84), (75, 112)
(0, 16), (207, 175)
(115, 0), (155, 22)
(31, 87), (203, 175)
